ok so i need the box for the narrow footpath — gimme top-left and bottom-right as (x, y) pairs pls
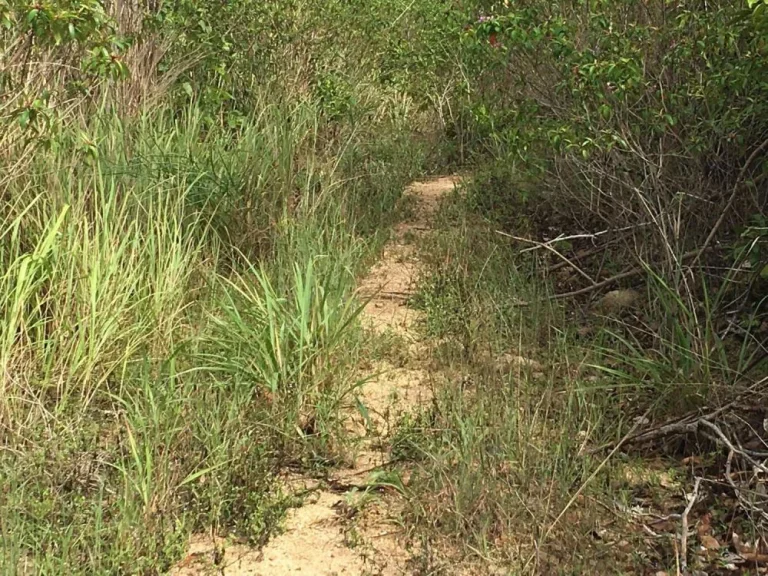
(172, 176), (460, 575)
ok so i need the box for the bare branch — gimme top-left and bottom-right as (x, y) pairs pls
(680, 477), (702, 575)
(691, 137), (768, 268)
(496, 230), (597, 285)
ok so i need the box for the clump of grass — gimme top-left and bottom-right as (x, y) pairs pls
(205, 255), (366, 463)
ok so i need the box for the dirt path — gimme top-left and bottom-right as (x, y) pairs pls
(171, 177), (459, 575)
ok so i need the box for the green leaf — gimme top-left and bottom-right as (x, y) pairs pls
(18, 109), (30, 130)
(355, 396), (371, 431)
(35, 205), (69, 259)
(178, 461), (228, 488)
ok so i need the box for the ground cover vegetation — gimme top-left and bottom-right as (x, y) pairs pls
(1, 0), (768, 574)
(404, 0), (768, 573)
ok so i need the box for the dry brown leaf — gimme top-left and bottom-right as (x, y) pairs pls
(733, 534), (768, 563)
(700, 534), (721, 550)
(739, 551), (768, 563)
(649, 519), (676, 533)
(697, 513), (712, 537)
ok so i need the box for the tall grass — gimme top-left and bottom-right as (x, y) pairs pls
(398, 187), (669, 573)
(0, 84), (425, 572)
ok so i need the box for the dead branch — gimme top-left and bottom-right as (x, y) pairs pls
(585, 376), (768, 455)
(545, 248), (705, 301)
(496, 230), (597, 285)
(726, 450), (768, 524)
(517, 231), (608, 252)
(698, 419), (768, 463)
(510, 249), (696, 306)
(547, 266), (644, 300)
(621, 413), (701, 445)
(599, 407), (768, 461)
(547, 240), (622, 272)
(680, 477), (702, 575)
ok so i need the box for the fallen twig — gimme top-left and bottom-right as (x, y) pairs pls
(698, 418), (768, 464)
(547, 248), (704, 301)
(621, 414), (701, 446)
(496, 230), (597, 285)
(547, 266), (644, 300)
(680, 477), (702, 575)
(547, 240), (621, 272)
(586, 376), (768, 454)
(517, 231), (608, 252)
(726, 448), (768, 523)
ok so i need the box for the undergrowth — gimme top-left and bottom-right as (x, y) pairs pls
(0, 92), (425, 576)
(403, 176), (768, 574)
(402, 188), (640, 573)
(4, 0), (768, 574)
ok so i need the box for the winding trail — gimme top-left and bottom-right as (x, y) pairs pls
(172, 176), (459, 575)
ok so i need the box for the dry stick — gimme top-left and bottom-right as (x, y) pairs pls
(547, 239), (623, 273)
(374, 291), (413, 301)
(518, 231), (610, 252)
(536, 223), (657, 274)
(699, 419), (768, 471)
(587, 414), (758, 458)
(546, 247), (703, 301)
(583, 410), (768, 528)
(548, 266), (643, 300)
(725, 449), (738, 496)
(496, 230), (597, 285)
(725, 450), (768, 524)
(596, 375), (768, 452)
(680, 477), (702, 576)
(691, 136), (768, 268)
(509, 266), (643, 306)
(621, 414), (701, 446)
(523, 406), (653, 572)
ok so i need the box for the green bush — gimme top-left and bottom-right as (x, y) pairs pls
(444, 0), (768, 396)
(458, 0), (768, 255)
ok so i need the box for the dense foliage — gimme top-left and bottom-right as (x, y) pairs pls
(3, 0), (768, 573)
(0, 0), (453, 571)
(452, 0), (768, 389)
